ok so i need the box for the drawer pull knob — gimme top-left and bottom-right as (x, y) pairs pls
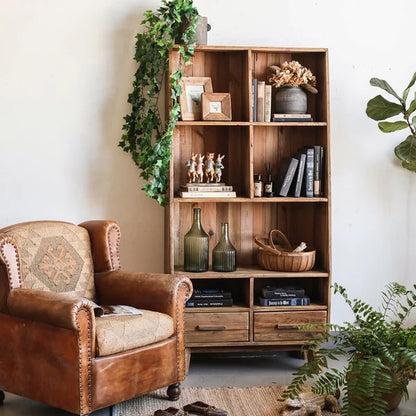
(275, 324), (298, 330)
(197, 325), (226, 331)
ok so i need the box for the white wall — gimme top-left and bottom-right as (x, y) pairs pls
(1, 0), (415, 324)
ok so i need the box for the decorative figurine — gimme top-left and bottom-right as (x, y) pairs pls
(205, 152), (216, 183)
(214, 154), (225, 183)
(186, 153), (197, 183)
(195, 153), (205, 183)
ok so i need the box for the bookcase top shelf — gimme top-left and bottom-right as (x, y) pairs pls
(173, 197), (329, 203)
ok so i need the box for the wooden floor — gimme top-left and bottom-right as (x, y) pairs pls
(1, 352), (415, 415)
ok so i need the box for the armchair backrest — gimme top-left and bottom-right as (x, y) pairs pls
(0, 221), (95, 300)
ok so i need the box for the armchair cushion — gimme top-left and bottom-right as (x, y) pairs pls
(95, 310), (174, 356)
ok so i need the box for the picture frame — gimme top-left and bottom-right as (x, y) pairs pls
(202, 93), (232, 121)
(180, 77), (213, 121)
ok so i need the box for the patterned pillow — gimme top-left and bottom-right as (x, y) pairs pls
(5, 222), (95, 300)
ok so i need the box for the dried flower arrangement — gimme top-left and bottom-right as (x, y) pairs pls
(269, 60), (318, 94)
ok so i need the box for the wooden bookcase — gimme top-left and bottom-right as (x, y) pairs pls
(165, 46), (331, 352)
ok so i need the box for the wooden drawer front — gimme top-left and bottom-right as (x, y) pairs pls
(185, 312), (249, 343)
(254, 311), (327, 342)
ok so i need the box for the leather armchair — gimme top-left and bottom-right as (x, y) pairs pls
(0, 220), (192, 415)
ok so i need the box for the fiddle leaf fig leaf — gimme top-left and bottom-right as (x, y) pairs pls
(403, 72), (416, 102)
(366, 95), (403, 121)
(378, 121), (408, 133)
(370, 77), (402, 102)
(408, 97), (416, 116)
(394, 135), (416, 171)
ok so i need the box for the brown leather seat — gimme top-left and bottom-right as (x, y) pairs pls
(0, 220), (192, 415)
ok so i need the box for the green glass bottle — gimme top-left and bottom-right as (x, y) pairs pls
(184, 208), (209, 272)
(212, 223), (237, 272)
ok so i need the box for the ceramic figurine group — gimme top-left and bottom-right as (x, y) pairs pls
(186, 153), (225, 183)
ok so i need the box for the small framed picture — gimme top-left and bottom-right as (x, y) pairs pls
(202, 93), (232, 121)
(180, 77), (213, 121)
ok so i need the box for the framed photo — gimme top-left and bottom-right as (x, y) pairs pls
(180, 77), (213, 121)
(202, 93), (232, 121)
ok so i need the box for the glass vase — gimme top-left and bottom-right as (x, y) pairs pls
(212, 223), (237, 272)
(184, 208), (209, 272)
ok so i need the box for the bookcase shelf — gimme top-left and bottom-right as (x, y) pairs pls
(165, 45), (331, 352)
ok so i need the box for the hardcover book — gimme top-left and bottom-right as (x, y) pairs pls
(192, 289), (232, 299)
(277, 157), (299, 197)
(264, 85), (272, 122)
(292, 152), (306, 197)
(313, 145), (322, 197)
(259, 297), (310, 306)
(180, 184), (233, 192)
(257, 81), (265, 122)
(179, 191), (236, 198)
(252, 78), (258, 122)
(302, 147), (314, 197)
(261, 285), (306, 298)
(186, 298), (233, 307)
(93, 304), (143, 317)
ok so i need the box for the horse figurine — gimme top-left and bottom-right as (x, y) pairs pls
(205, 152), (216, 183)
(214, 154), (225, 183)
(195, 153), (205, 183)
(186, 153), (197, 183)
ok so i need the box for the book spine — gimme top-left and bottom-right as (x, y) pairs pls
(257, 81), (265, 122)
(272, 117), (313, 122)
(273, 113), (312, 119)
(179, 191), (237, 198)
(264, 85), (272, 122)
(294, 153), (306, 197)
(252, 78), (257, 122)
(261, 288), (306, 298)
(303, 148), (314, 197)
(279, 158), (299, 197)
(191, 293), (232, 299)
(259, 297), (310, 306)
(313, 145), (322, 197)
(320, 146), (324, 196)
(181, 186), (234, 192)
(186, 299), (233, 307)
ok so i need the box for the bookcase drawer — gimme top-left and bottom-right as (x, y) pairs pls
(185, 312), (249, 343)
(254, 310), (327, 342)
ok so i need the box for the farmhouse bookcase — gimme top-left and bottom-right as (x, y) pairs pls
(165, 46), (331, 352)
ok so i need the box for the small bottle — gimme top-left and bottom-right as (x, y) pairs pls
(254, 174), (263, 197)
(264, 174), (274, 197)
(184, 208), (209, 272)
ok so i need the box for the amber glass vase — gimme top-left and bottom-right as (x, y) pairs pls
(212, 223), (237, 272)
(184, 208), (209, 272)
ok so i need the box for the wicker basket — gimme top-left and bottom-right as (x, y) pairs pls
(254, 229), (315, 272)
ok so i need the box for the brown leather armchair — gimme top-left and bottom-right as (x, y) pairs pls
(0, 220), (192, 415)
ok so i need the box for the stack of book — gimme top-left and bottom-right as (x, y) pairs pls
(276, 145), (324, 197)
(186, 289), (233, 307)
(179, 183), (236, 198)
(259, 285), (310, 306)
(272, 113), (313, 122)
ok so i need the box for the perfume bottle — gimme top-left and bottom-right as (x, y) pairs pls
(212, 223), (237, 272)
(253, 174), (263, 197)
(184, 208), (209, 272)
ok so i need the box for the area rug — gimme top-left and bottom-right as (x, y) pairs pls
(112, 386), (340, 416)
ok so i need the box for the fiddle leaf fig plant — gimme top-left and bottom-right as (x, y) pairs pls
(119, 0), (199, 206)
(366, 72), (416, 171)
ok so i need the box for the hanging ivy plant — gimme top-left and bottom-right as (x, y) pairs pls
(119, 0), (199, 206)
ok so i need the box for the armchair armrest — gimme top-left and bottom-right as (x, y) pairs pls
(7, 288), (96, 331)
(95, 270), (192, 320)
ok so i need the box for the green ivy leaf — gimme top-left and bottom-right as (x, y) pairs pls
(366, 95), (403, 121)
(378, 120), (408, 133)
(370, 77), (402, 102)
(394, 135), (416, 171)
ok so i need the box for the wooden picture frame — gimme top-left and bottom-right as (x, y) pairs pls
(180, 77), (213, 121)
(202, 93), (232, 121)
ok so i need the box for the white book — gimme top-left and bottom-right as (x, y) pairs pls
(179, 191), (237, 198)
(273, 113), (312, 118)
(265, 85), (272, 122)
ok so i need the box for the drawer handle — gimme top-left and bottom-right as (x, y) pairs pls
(275, 324), (299, 330)
(197, 325), (226, 331)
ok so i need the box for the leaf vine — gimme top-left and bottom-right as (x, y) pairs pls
(119, 0), (199, 206)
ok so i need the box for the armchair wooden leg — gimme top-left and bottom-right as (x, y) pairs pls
(167, 383), (181, 401)
(0, 390), (4, 405)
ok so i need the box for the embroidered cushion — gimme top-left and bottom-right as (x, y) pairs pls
(4, 221), (95, 300)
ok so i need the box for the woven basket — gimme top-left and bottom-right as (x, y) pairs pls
(254, 229), (315, 272)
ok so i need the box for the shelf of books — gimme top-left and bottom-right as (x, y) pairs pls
(166, 45), (331, 351)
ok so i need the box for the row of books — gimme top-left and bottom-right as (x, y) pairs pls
(186, 289), (233, 308)
(252, 79), (314, 123)
(276, 145), (324, 197)
(259, 285), (310, 307)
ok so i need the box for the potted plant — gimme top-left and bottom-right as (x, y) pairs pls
(282, 282), (416, 416)
(366, 72), (416, 171)
(268, 60), (318, 114)
(119, 0), (200, 206)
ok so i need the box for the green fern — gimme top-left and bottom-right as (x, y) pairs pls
(282, 282), (416, 415)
